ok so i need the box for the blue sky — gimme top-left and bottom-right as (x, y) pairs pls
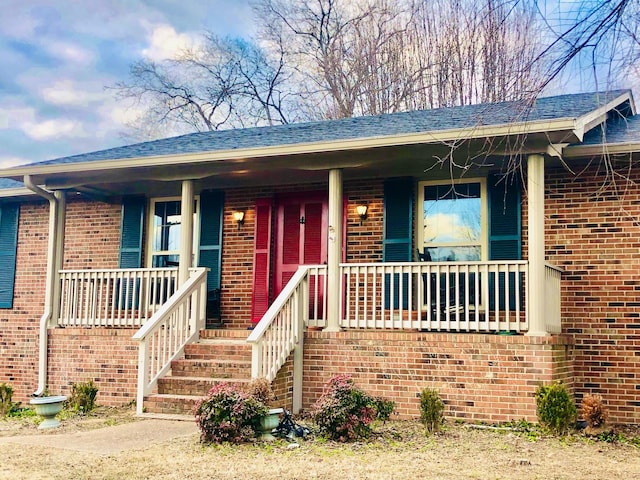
(0, 0), (254, 168)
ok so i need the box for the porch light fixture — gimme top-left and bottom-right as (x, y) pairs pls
(356, 204), (368, 225)
(233, 210), (245, 229)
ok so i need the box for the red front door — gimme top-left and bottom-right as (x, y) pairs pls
(274, 194), (328, 296)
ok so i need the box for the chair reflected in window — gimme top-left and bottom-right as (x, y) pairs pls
(417, 249), (465, 318)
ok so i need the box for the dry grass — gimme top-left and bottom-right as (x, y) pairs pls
(1, 407), (639, 480)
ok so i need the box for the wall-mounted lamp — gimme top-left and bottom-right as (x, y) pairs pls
(232, 210), (245, 229)
(356, 204), (368, 225)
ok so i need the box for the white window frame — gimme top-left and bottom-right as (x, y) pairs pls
(147, 196), (200, 268)
(416, 178), (488, 261)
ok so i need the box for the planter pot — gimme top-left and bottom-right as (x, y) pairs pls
(30, 396), (67, 429)
(259, 408), (284, 441)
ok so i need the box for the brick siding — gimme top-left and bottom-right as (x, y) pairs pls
(1, 169), (639, 423)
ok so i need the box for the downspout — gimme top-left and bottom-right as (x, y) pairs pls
(24, 175), (65, 396)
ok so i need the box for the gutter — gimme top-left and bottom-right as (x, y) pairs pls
(23, 175), (65, 397)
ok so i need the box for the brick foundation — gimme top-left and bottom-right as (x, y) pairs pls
(47, 327), (138, 405)
(300, 331), (573, 421)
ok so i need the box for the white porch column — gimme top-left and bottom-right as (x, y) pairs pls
(527, 154), (548, 336)
(325, 169), (343, 332)
(179, 180), (194, 286)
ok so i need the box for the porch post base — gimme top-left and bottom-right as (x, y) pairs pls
(322, 325), (341, 333)
(525, 329), (551, 337)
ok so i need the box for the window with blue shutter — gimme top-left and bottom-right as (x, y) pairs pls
(0, 203), (19, 308)
(383, 178), (413, 309)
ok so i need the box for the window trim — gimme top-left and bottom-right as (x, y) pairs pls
(146, 196), (200, 268)
(416, 178), (488, 261)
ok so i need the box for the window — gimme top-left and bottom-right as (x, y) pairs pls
(148, 197), (199, 268)
(417, 179), (487, 261)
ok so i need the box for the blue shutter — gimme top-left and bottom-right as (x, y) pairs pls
(118, 197), (145, 309)
(488, 174), (522, 311)
(119, 197), (145, 268)
(489, 174), (521, 260)
(198, 190), (224, 297)
(0, 203), (19, 308)
(383, 178), (413, 309)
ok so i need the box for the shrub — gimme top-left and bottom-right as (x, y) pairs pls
(195, 382), (268, 444)
(67, 380), (99, 414)
(535, 382), (576, 435)
(311, 374), (395, 442)
(0, 383), (14, 417)
(580, 394), (608, 429)
(245, 377), (275, 406)
(419, 387), (445, 434)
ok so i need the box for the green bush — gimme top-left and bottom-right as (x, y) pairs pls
(535, 382), (576, 435)
(195, 382), (268, 443)
(419, 387), (445, 434)
(0, 383), (14, 417)
(311, 374), (395, 442)
(67, 380), (99, 414)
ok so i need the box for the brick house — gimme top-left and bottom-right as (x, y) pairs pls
(0, 90), (638, 423)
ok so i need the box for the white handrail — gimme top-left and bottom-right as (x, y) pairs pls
(247, 265), (323, 413)
(132, 267), (208, 415)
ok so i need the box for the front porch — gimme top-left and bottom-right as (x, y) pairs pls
(51, 257), (563, 417)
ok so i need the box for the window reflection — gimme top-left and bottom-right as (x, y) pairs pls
(423, 183), (481, 261)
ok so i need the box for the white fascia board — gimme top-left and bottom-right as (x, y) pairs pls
(0, 187), (36, 199)
(0, 118), (578, 180)
(563, 142), (640, 158)
(573, 91), (635, 141)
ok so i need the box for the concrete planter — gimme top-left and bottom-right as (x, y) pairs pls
(259, 408), (284, 441)
(30, 396), (67, 429)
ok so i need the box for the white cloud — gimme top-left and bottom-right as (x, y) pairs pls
(21, 119), (85, 141)
(45, 41), (95, 66)
(141, 24), (200, 61)
(0, 156), (31, 168)
(0, 106), (37, 129)
(41, 80), (106, 107)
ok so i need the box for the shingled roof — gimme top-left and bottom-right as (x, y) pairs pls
(23, 90), (631, 168)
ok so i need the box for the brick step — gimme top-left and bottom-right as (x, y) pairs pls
(170, 358), (252, 378)
(184, 339), (252, 361)
(158, 376), (250, 396)
(200, 329), (252, 339)
(144, 329), (254, 416)
(143, 394), (201, 416)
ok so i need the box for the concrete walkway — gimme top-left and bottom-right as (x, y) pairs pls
(0, 419), (198, 455)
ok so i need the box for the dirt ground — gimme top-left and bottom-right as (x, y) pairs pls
(1, 406), (639, 480)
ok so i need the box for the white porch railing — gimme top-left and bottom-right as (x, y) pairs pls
(545, 263), (563, 334)
(58, 268), (179, 327)
(247, 265), (325, 413)
(132, 267), (208, 415)
(340, 261), (530, 333)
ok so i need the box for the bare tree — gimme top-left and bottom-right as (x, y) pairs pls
(112, 35), (297, 140)
(112, 0), (639, 140)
